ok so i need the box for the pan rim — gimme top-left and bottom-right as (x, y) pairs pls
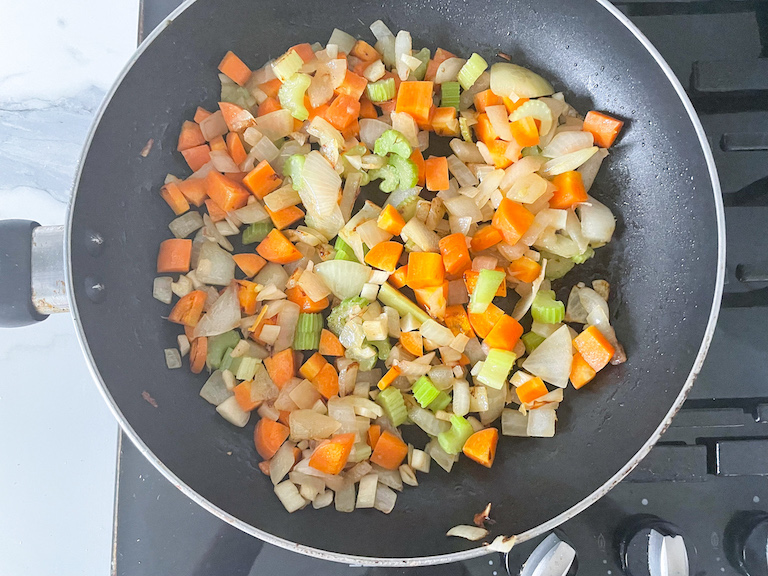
(66, 0), (726, 567)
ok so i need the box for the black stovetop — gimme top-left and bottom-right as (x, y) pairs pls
(114, 2), (768, 575)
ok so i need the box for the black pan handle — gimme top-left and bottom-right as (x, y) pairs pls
(0, 219), (68, 327)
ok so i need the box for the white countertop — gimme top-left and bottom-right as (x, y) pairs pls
(0, 1), (139, 574)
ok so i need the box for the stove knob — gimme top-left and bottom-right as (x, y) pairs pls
(724, 511), (768, 576)
(507, 533), (577, 576)
(617, 515), (690, 576)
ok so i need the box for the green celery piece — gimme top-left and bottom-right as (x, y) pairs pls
(369, 164), (400, 193)
(398, 195), (419, 221)
(437, 414), (474, 454)
(343, 144), (367, 158)
(476, 349), (517, 389)
(540, 250), (575, 280)
(377, 282), (431, 325)
(206, 330), (240, 370)
(327, 297), (369, 336)
(457, 53), (488, 90)
(468, 269), (506, 314)
(388, 154), (418, 190)
(219, 347), (243, 374)
(242, 221), (274, 245)
(429, 390), (452, 412)
(412, 376), (440, 408)
(235, 356), (260, 381)
(278, 73), (311, 121)
(374, 129), (412, 158)
(531, 290), (565, 324)
(272, 49), (303, 82)
(571, 246), (595, 264)
(440, 81), (461, 110)
(221, 82), (257, 111)
(376, 387), (408, 427)
(521, 331), (546, 354)
(346, 345), (378, 371)
(293, 313), (323, 350)
(283, 154), (305, 191)
(521, 146), (541, 157)
(369, 339), (392, 361)
(411, 48), (431, 81)
(459, 117), (473, 142)
(366, 77), (396, 103)
(334, 236), (359, 262)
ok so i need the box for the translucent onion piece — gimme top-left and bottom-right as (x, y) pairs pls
(196, 240), (235, 286)
(357, 218), (392, 247)
(374, 483), (398, 514)
(447, 154), (479, 187)
(485, 105), (514, 141)
(152, 276), (173, 304)
(199, 111), (228, 141)
(522, 325), (572, 388)
(391, 111), (419, 148)
(325, 59), (348, 88)
(490, 63), (554, 98)
(233, 201), (269, 224)
(539, 146), (598, 177)
(452, 379), (471, 417)
(298, 268), (331, 302)
(501, 408), (529, 436)
(370, 19), (394, 42)
(449, 139), (485, 164)
(542, 130), (594, 158)
(215, 396), (250, 427)
(509, 100), (554, 138)
(577, 195), (616, 243)
(273, 480), (306, 513)
(169, 211), (204, 239)
(435, 58), (466, 84)
(314, 260), (372, 300)
(577, 148), (609, 192)
(270, 441), (297, 485)
(506, 173), (549, 204)
(308, 63), (335, 108)
(527, 406), (556, 437)
(359, 118), (391, 151)
(273, 300), (301, 352)
(395, 30), (412, 81)
(400, 218), (440, 252)
(408, 405), (451, 436)
(289, 409), (341, 441)
(447, 525), (489, 541)
(209, 149), (240, 173)
(565, 209), (589, 254)
(253, 109), (294, 140)
(443, 195), (482, 223)
(300, 151), (342, 218)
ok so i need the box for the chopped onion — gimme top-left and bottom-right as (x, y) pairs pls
(253, 109), (294, 140)
(297, 268), (331, 302)
(270, 441), (298, 485)
(419, 320), (454, 347)
(480, 383), (507, 425)
(199, 110), (227, 141)
(425, 438), (457, 473)
(497, 240), (527, 262)
(274, 480), (307, 513)
(215, 396), (250, 427)
(506, 173), (549, 204)
(328, 28), (356, 54)
(357, 219), (392, 247)
(209, 149), (240, 173)
(542, 130), (594, 158)
(459, 71), (490, 109)
(578, 195), (616, 243)
(153, 276), (173, 304)
(512, 259), (547, 320)
(499, 155), (546, 193)
(509, 100), (554, 137)
(177, 334), (190, 357)
(249, 135), (281, 163)
(299, 150), (341, 218)
(435, 58), (466, 84)
(408, 405), (450, 436)
(490, 62), (554, 98)
(312, 490), (334, 509)
(308, 64), (335, 108)
(400, 218), (440, 252)
(486, 104), (513, 141)
(443, 195), (482, 223)
(394, 30), (412, 81)
(356, 474), (379, 508)
(447, 154), (479, 187)
(255, 262), (289, 290)
(371, 464), (403, 491)
(520, 209), (565, 246)
(487, 535), (518, 554)
(577, 147), (609, 192)
(391, 112), (419, 148)
(474, 168), (505, 208)
(501, 408), (529, 436)
(289, 409), (341, 441)
(540, 146), (598, 177)
(233, 201), (269, 224)
(164, 348), (181, 369)
(447, 525), (489, 541)
(359, 118), (391, 150)
(203, 213), (233, 251)
(399, 464), (418, 487)
(450, 139), (485, 165)
(527, 406), (556, 437)
(364, 59), (386, 82)
(167, 210), (205, 239)
(373, 483), (398, 514)
(273, 300), (300, 352)
(564, 210), (589, 254)
(314, 260), (372, 299)
(452, 378), (471, 417)
(193, 282), (241, 338)
(522, 325), (572, 388)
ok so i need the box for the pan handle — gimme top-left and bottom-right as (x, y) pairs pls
(0, 220), (69, 328)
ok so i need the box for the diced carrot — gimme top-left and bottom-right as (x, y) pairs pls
(189, 336), (207, 374)
(389, 265), (408, 289)
(364, 241), (403, 273)
(335, 70), (368, 101)
(226, 132), (248, 166)
(407, 252), (445, 289)
(463, 268), (506, 297)
(194, 107), (212, 123)
(359, 96), (377, 119)
(208, 135), (227, 151)
(425, 156), (449, 192)
(233, 380), (262, 412)
(410, 148), (426, 186)
(237, 279), (260, 315)
(474, 113), (497, 145)
(399, 331), (424, 357)
(340, 118), (360, 140)
(307, 99), (329, 121)
(510, 116), (539, 147)
(350, 56), (375, 77)
(258, 460), (271, 476)
(157, 238), (192, 273)
(470, 225), (503, 252)
(550, 170), (588, 210)
(265, 205), (304, 230)
(570, 351), (597, 389)
(168, 290), (207, 327)
(483, 315), (523, 351)
(485, 139), (514, 169)
(492, 199), (535, 245)
(277, 410), (291, 426)
(370, 430), (408, 470)
(474, 89), (503, 113)
(508, 256), (542, 283)
(395, 81), (434, 125)
(413, 282), (448, 321)
(516, 376), (548, 404)
(264, 348), (296, 389)
(425, 48), (456, 82)
(233, 253), (267, 277)
(205, 198), (227, 222)
(312, 362), (339, 399)
(324, 94), (360, 130)
(431, 107), (459, 137)
(367, 425), (381, 450)
(181, 144), (211, 172)
(176, 178), (208, 207)
(377, 366), (402, 391)
(377, 204), (406, 236)
(160, 182), (190, 215)
(177, 120), (206, 152)
(219, 102), (257, 132)
(502, 96), (530, 114)
(256, 229), (303, 264)
(285, 285), (329, 313)
(289, 43), (316, 63)
(462, 428), (498, 468)
(218, 51), (252, 86)
(257, 96), (281, 117)
(444, 305), (475, 338)
(242, 160), (282, 199)
(319, 329), (345, 357)
(439, 233), (471, 276)
(309, 433), (355, 475)
(259, 78), (282, 99)
(350, 40), (379, 62)
(583, 111), (624, 148)
(573, 326), (615, 372)
(205, 171), (250, 212)
(254, 418), (290, 459)
(299, 352), (328, 381)
(184, 325), (195, 342)
(468, 303), (505, 339)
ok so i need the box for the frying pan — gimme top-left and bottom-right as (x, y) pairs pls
(0, 0), (724, 566)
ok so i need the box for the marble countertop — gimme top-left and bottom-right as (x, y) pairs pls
(0, 1), (139, 574)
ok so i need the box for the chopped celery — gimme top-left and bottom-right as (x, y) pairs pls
(376, 387), (408, 427)
(412, 376), (440, 408)
(343, 144), (367, 158)
(572, 246), (595, 264)
(441, 81), (461, 110)
(459, 117), (473, 142)
(374, 129), (412, 158)
(377, 282), (431, 325)
(468, 269), (506, 314)
(457, 53), (488, 90)
(521, 146), (541, 157)
(334, 236), (358, 262)
(388, 154), (418, 190)
(369, 338), (392, 361)
(220, 347), (243, 374)
(531, 290), (565, 324)
(278, 73), (311, 121)
(235, 356), (260, 381)
(412, 48), (431, 81)
(346, 345), (378, 371)
(242, 221), (274, 245)
(521, 331), (546, 354)
(283, 154), (305, 191)
(437, 414), (474, 455)
(430, 390), (452, 412)
(327, 297), (369, 335)
(476, 349), (517, 389)
(294, 313), (323, 350)
(540, 250), (575, 280)
(221, 81), (257, 111)
(366, 77), (396, 102)
(206, 330), (240, 369)
(398, 195), (419, 221)
(369, 165), (399, 193)
(272, 48), (303, 82)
